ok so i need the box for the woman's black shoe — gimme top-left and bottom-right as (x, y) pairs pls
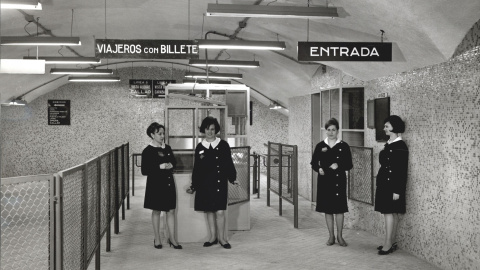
(154, 239), (162, 249)
(377, 242), (397, 251)
(168, 239), (183, 249)
(203, 239), (218, 247)
(378, 244), (395, 255)
(220, 241), (231, 249)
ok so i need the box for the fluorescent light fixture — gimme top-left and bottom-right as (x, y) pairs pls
(182, 78), (232, 84)
(197, 40), (285, 50)
(0, 59), (45, 74)
(189, 59), (259, 68)
(24, 56), (101, 64)
(51, 68), (113, 75)
(2, 36), (81, 46)
(68, 76), (120, 82)
(9, 98), (27, 106)
(185, 72), (242, 80)
(206, 3), (339, 18)
(269, 102), (282, 110)
(1, 1), (42, 10)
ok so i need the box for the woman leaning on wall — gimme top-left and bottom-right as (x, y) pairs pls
(374, 115), (409, 255)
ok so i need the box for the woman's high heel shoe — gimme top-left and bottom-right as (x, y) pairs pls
(168, 239), (183, 249)
(219, 241), (231, 249)
(377, 242), (397, 251)
(154, 239), (162, 249)
(378, 244), (395, 255)
(203, 238), (218, 247)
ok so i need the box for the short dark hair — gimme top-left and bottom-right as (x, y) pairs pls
(324, 118), (339, 130)
(146, 122), (165, 139)
(200, 116), (221, 134)
(384, 115), (405, 133)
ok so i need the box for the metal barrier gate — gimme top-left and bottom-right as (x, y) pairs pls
(348, 146), (374, 205)
(266, 142), (299, 228)
(1, 143), (130, 270)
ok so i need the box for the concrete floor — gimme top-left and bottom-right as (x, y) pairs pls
(89, 174), (440, 270)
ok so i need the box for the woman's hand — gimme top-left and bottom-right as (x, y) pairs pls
(393, 193), (400, 200)
(329, 163), (338, 170)
(160, 163), (173, 170)
(186, 187), (195, 194)
(319, 168), (325, 175)
(231, 180), (240, 186)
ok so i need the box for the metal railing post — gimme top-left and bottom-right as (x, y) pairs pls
(96, 159), (101, 270)
(121, 145), (126, 220)
(279, 144), (283, 216)
(114, 148), (119, 234)
(267, 142), (271, 207)
(293, 146), (298, 229)
(126, 143), (130, 209)
(106, 151), (111, 251)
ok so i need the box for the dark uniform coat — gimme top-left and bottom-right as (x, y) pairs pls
(374, 139), (409, 214)
(311, 139), (353, 214)
(141, 144), (177, 211)
(191, 138), (236, 212)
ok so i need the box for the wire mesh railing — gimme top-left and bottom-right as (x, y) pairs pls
(250, 153), (261, 198)
(348, 146), (374, 205)
(266, 142), (299, 228)
(1, 175), (54, 270)
(1, 143), (130, 270)
(228, 146), (250, 206)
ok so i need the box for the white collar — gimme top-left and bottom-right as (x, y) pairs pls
(150, 142), (166, 149)
(324, 138), (341, 147)
(387, 136), (402, 144)
(202, 137), (220, 149)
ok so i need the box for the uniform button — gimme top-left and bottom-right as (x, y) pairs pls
(387, 178), (390, 180)
(336, 184), (338, 186)
(336, 174), (339, 177)
(390, 150), (392, 152)
(168, 184), (171, 186)
(217, 165), (220, 167)
(337, 157), (339, 159)
(339, 149), (342, 151)
(388, 158), (389, 160)
(389, 170), (392, 173)
(216, 148), (218, 150)
(216, 157), (218, 159)
(218, 171), (220, 173)
(218, 180), (220, 183)
(336, 193), (339, 196)
(217, 189), (220, 192)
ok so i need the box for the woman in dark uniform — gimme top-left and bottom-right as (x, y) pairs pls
(311, 118), (353, 247)
(186, 116), (239, 249)
(141, 122), (182, 249)
(375, 115), (408, 255)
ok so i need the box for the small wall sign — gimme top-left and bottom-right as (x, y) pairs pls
(129, 80), (175, 98)
(48, 100), (70, 125)
(298, 42), (392, 62)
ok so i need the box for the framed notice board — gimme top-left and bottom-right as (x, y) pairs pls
(374, 97), (390, 142)
(48, 100), (70, 125)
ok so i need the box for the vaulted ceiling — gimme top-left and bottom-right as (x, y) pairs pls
(1, 0), (479, 108)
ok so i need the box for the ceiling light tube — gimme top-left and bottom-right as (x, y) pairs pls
(68, 76), (120, 82)
(9, 99), (27, 106)
(1, 1), (42, 10)
(182, 78), (232, 84)
(24, 56), (101, 64)
(189, 59), (259, 68)
(0, 59), (45, 74)
(206, 4), (339, 18)
(184, 72), (242, 80)
(2, 36), (81, 46)
(197, 40), (285, 50)
(51, 68), (113, 75)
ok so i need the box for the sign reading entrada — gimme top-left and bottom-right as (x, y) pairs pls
(298, 42), (392, 62)
(95, 39), (199, 59)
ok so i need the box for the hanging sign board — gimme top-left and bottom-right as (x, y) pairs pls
(95, 39), (199, 59)
(129, 80), (176, 98)
(152, 80), (175, 98)
(298, 42), (392, 62)
(129, 79), (152, 98)
(48, 100), (70, 125)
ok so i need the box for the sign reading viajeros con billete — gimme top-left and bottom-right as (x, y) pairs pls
(298, 42), (392, 62)
(95, 39), (199, 59)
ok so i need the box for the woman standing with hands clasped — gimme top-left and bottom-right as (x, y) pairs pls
(311, 118), (353, 247)
(141, 122), (182, 250)
(186, 116), (239, 249)
(375, 115), (408, 255)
